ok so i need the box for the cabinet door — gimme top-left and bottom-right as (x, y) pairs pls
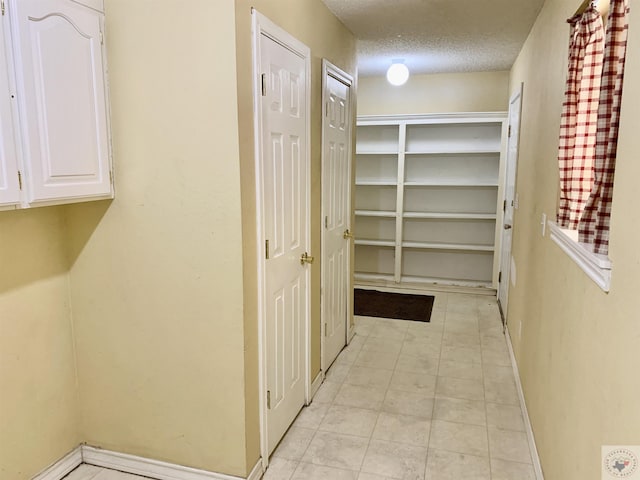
(0, 15), (21, 207)
(10, 0), (112, 204)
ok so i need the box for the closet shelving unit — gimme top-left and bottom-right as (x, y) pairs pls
(354, 113), (507, 289)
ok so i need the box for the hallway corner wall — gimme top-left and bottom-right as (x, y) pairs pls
(66, 0), (250, 476)
(0, 207), (80, 480)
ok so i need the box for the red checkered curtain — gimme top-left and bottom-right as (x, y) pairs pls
(557, 6), (604, 229)
(579, 0), (630, 254)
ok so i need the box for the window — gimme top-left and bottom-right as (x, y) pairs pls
(551, 0), (630, 291)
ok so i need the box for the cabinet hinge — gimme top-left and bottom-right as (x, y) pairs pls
(109, 170), (113, 184)
(508, 125), (512, 137)
(266, 390), (271, 409)
(325, 216), (328, 229)
(503, 199), (507, 212)
(100, 31), (104, 45)
(1, 0), (5, 16)
(326, 102), (329, 117)
(265, 239), (269, 260)
(324, 322), (328, 336)
(261, 74), (267, 96)
(17, 171), (22, 190)
(498, 271), (502, 283)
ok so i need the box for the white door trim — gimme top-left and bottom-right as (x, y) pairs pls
(320, 59), (354, 374)
(251, 8), (311, 470)
(498, 84), (524, 320)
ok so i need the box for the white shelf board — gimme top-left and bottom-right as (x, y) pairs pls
(402, 241), (495, 252)
(402, 212), (497, 220)
(400, 275), (493, 289)
(356, 151), (398, 155)
(404, 149), (501, 155)
(355, 210), (397, 217)
(357, 112), (507, 125)
(355, 239), (396, 247)
(356, 181), (397, 186)
(403, 181), (499, 187)
(354, 272), (396, 283)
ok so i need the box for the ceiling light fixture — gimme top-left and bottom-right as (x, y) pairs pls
(386, 61), (409, 86)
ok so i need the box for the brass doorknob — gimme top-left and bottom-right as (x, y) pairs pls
(343, 229), (354, 239)
(300, 252), (314, 265)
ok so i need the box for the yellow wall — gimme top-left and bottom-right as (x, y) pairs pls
(234, 0), (356, 467)
(358, 71), (510, 115)
(0, 207), (80, 479)
(66, 0), (249, 476)
(508, 1), (640, 478)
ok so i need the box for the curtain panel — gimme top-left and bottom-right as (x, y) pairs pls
(557, 6), (604, 230)
(579, 0), (631, 254)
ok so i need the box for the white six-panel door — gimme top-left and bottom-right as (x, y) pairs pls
(498, 87), (523, 318)
(321, 63), (353, 372)
(259, 29), (310, 455)
(10, 0), (112, 203)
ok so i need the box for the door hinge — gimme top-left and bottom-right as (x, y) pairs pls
(508, 125), (512, 137)
(265, 239), (269, 260)
(266, 390), (271, 409)
(498, 271), (502, 283)
(261, 74), (267, 96)
(17, 171), (22, 190)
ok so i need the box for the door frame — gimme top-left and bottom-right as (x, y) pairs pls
(251, 9), (311, 468)
(320, 59), (355, 374)
(498, 84), (524, 322)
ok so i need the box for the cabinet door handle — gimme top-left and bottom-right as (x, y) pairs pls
(343, 229), (354, 239)
(504, 224), (512, 230)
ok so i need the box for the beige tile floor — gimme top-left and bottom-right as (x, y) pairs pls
(64, 292), (537, 480)
(265, 291), (537, 480)
(63, 465), (140, 480)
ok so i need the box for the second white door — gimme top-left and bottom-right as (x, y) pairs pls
(321, 62), (353, 372)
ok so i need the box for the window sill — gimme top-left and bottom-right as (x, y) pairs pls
(547, 221), (611, 291)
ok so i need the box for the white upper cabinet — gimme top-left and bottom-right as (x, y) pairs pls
(5, 0), (113, 207)
(0, 13), (21, 207)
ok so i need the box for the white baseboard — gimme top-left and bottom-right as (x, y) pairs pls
(347, 324), (356, 343)
(246, 460), (263, 480)
(82, 446), (263, 480)
(505, 327), (545, 480)
(310, 371), (325, 400)
(32, 447), (83, 480)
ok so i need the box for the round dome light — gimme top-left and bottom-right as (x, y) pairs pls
(386, 63), (410, 86)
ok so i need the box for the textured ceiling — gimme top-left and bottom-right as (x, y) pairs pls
(321, 0), (546, 76)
